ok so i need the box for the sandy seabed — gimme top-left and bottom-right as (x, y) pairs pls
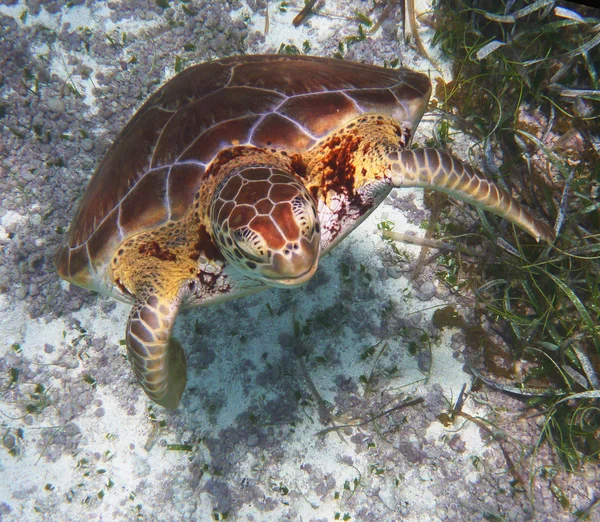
(0, 1), (598, 521)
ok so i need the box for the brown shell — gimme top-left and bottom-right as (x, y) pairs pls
(55, 55), (431, 290)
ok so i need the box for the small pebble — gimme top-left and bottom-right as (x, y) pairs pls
(60, 403), (74, 422)
(418, 350), (432, 372)
(63, 423), (81, 437)
(81, 139), (94, 152)
(46, 97), (66, 113)
(386, 265), (403, 279)
(94, 408), (105, 418)
(62, 357), (79, 369)
(2, 433), (16, 449)
(26, 0), (41, 15)
(44, 344), (54, 354)
(417, 281), (436, 301)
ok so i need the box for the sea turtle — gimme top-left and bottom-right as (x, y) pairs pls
(54, 55), (555, 409)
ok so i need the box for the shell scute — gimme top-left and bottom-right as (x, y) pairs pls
(167, 164), (205, 220)
(180, 115), (259, 164)
(152, 87), (285, 168)
(70, 107), (173, 250)
(344, 89), (407, 119)
(86, 208), (121, 273)
(279, 91), (360, 138)
(228, 57), (412, 95)
(251, 113), (316, 151)
(62, 244), (94, 289)
(119, 167), (169, 235)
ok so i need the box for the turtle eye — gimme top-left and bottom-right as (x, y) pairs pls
(291, 195), (317, 237)
(232, 227), (266, 263)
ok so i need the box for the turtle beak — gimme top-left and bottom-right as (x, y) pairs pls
(262, 235), (320, 287)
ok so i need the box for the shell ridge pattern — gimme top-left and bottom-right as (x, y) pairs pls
(149, 108), (178, 168)
(249, 109), (321, 144)
(342, 75), (427, 94)
(387, 87), (414, 120)
(339, 90), (363, 113)
(172, 112), (263, 165)
(169, 86), (285, 164)
(72, 172), (160, 255)
(222, 60), (240, 89)
(171, 159), (208, 169)
(275, 112), (321, 141)
(121, 70), (429, 222)
(240, 96), (288, 144)
(241, 114), (268, 148)
(165, 165), (173, 221)
(115, 165), (169, 230)
(116, 206), (126, 241)
(84, 243), (101, 283)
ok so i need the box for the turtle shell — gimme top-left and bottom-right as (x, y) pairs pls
(54, 55), (431, 293)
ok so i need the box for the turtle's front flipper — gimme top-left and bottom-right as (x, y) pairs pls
(127, 291), (187, 409)
(388, 148), (555, 243)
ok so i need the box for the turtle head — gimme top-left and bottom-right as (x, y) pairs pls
(210, 167), (321, 287)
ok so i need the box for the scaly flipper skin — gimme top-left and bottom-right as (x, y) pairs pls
(389, 148), (556, 243)
(303, 114), (555, 252)
(127, 291), (186, 409)
(110, 214), (197, 408)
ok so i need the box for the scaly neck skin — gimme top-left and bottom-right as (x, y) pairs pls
(301, 114), (410, 254)
(299, 112), (555, 245)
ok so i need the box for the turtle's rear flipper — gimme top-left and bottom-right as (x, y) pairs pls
(389, 148), (556, 243)
(126, 292), (187, 409)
